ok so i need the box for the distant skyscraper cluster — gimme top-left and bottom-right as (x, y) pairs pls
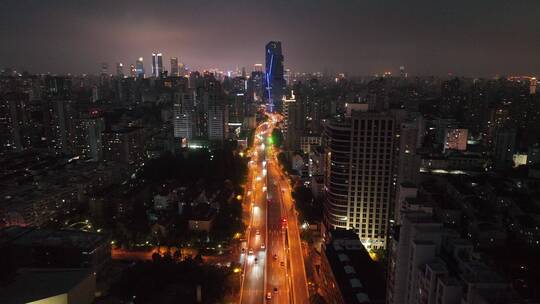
(2, 40), (540, 304)
(151, 52), (163, 77)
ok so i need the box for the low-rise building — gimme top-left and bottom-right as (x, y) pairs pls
(188, 203), (217, 232)
(0, 268), (96, 304)
(320, 229), (386, 304)
(0, 226), (111, 273)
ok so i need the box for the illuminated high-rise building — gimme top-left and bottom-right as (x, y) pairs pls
(129, 64), (136, 78)
(151, 52), (163, 77)
(178, 62), (187, 76)
(170, 57), (179, 76)
(135, 57), (144, 78)
(399, 66), (406, 78)
(79, 115), (105, 161)
(253, 63), (263, 72)
(173, 92), (196, 141)
(323, 104), (396, 250)
(101, 63), (108, 75)
(116, 62), (124, 77)
(264, 41), (285, 112)
(531, 77), (538, 95)
(249, 70), (264, 102)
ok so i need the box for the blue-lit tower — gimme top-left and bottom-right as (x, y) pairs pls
(264, 41), (285, 112)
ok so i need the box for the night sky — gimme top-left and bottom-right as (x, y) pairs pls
(1, 0), (539, 76)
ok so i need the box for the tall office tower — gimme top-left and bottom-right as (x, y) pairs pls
(531, 77), (538, 95)
(253, 63), (263, 72)
(494, 128), (516, 168)
(47, 100), (78, 155)
(202, 88), (228, 142)
(79, 115), (105, 161)
(135, 57), (145, 78)
(249, 70), (264, 102)
(283, 91), (305, 151)
(129, 64), (136, 78)
(178, 62), (187, 76)
(173, 92), (196, 142)
(284, 68), (292, 86)
(208, 102), (227, 142)
(116, 62), (124, 77)
(91, 86), (99, 102)
(323, 104), (395, 250)
(386, 211), (443, 304)
(151, 52), (163, 77)
(229, 91), (246, 126)
(282, 91), (296, 142)
(264, 41), (285, 112)
(399, 66), (406, 78)
(101, 63), (108, 75)
(170, 57), (179, 76)
(44, 75), (72, 99)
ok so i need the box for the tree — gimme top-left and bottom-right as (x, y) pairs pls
(271, 128), (284, 148)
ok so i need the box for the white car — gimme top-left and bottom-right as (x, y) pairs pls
(248, 248), (253, 255)
(261, 243), (265, 250)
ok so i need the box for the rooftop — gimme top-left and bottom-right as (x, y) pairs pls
(325, 229), (386, 303)
(0, 268), (92, 304)
(0, 226), (108, 251)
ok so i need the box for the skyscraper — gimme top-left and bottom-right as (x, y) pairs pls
(116, 62), (124, 77)
(101, 63), (108, 75)
(170, 57), (179, 76)
(173, 92), (196, 141)
(264, 41), (285, 112)
(399, 66), (406, 78)
(151, 52), (163, 77)
(135, 57), (144, 78)
(129, 64), (136, 78)
(253, 63), (263, 72)
(79, 115), (105, 161)
(323, 104), (396, 250)
(178, 62), (187, 76)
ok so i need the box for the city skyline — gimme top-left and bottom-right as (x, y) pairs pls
(1, 0), (539, 76)
(2, 2), (540, 303)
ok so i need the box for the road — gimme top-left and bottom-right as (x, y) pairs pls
(240, 115), (309, 304)
(265, 156), (290, 304)
(267, 143), (310, 304)
(240, 122), (269, 304)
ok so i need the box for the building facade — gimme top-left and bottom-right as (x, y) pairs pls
(170, 57), (179, 76)
(323, 107), (395, 250)
(151, 52), (163, 78)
